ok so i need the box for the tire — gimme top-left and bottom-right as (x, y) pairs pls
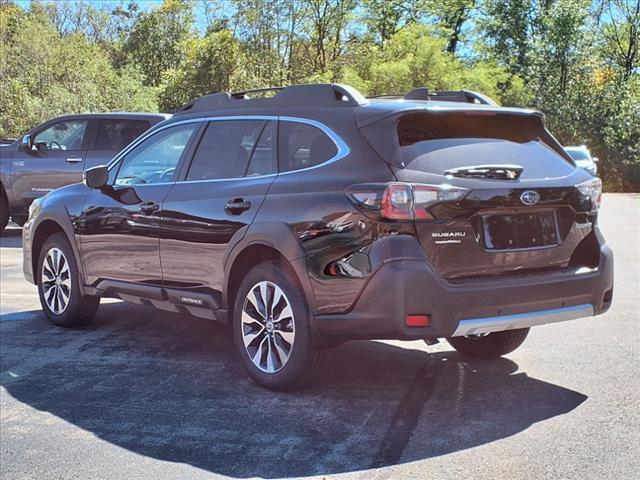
(446, 328), (530, 358)
(0, 188), (8, 233)
(232, 260), (325, 391)
(37, 233), (99, 327)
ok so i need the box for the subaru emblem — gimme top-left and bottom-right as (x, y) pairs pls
(520, 191), (540, 206)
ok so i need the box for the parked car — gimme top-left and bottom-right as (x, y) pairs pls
(565, 145), (599, 176)
(0, 113), (169, 232)
(22, 84), (613, 390)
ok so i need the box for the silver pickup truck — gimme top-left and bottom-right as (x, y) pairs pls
(1, 113), (169, 232)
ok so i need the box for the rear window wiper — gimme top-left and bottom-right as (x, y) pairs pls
(444, 164), (524, 180)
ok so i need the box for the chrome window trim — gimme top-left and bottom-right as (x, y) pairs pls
(169, 173), (279, 185)
(278, 116), (350, 175)
(106, 116), (276, 171)
(106, 115), (350, 183)
(109, 121), (201, 186)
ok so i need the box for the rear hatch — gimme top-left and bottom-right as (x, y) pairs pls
(359, 108), (599, 279)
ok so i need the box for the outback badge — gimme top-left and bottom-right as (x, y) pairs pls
(520, 190), (540, 206)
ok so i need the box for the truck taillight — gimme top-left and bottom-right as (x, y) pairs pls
(348, 182), (468, 221)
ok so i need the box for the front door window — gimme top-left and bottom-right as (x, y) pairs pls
(33, 120), (88, 151)
(114, 123), (198, 186)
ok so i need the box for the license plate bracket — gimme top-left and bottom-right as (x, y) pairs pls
(482, 211), (559, 250)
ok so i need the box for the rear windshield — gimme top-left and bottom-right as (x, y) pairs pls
(388, 112), (573, 179)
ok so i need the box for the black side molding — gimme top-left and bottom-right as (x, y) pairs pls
(92, 279), (225, 322)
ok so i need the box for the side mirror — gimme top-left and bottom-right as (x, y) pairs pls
(592, 157), (599, 163)
(84, 165), (109, 189)
(20, 134), (33, 151)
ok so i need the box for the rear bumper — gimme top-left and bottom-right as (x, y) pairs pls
(451, 303), (594, 337)
(314, 243), (613, 340)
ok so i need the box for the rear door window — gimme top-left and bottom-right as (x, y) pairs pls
(186, 120), (267, 181)
(96, 119), (151, 151)
(245, 121), (277, 177)
(278, 121), (337, 172)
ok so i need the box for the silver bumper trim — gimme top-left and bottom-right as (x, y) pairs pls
(452, 303), (595, 337)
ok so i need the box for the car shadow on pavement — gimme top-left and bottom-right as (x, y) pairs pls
(1, 303), (588, 478)
(0, 226), (22, 248)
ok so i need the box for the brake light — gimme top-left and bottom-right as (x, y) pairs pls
(348, 182), (468, 221)
(412, 184), (467, 219)
(577, 177), (602, 210)
(381, 183), (413, 220)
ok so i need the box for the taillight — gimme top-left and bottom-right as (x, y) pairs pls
(381, 183), (413, 220)
(577, 177), (602, 210)
(412, 184), (467, 219)
(347, 182), (468, 221)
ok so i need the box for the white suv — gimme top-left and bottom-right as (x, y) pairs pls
(565, 145), (598, 176)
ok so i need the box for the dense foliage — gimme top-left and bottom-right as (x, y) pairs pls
(1, 0), (638, 190)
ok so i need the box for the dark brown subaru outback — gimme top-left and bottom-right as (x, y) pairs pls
(22, 84), (613, 390)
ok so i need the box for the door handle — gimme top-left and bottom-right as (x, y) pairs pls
(139, 201), (159, 214)
(65, 157), (83, 163)
(224, 198), (251, 215)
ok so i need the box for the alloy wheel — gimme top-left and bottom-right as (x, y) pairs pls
(41, 247), (71, 315)
(241, 281), (295, 373)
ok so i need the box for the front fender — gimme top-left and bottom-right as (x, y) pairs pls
(23, 185), (91, 290)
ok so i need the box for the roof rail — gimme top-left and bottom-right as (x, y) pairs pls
(410, 88), (498, 105)
(230, 86), (285, 99)
(403, 87), (431, 100)
(367, 88), (498, 106)
(174, 83), (367, 114)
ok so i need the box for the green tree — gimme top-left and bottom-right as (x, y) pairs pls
(0, 3), (157, 138)
(230, 0), (301, 85)
(302, 0), (358, 77)
(428, 0), (477, 55)
(480, 0), (533, 75)
(479, 0), (639, 190)
(159, 30), (248, 111)
(0, 0), (637, 190)
(602, 0), (640, 78)
(343, 23), (527, 102)
(122, 0), (195, 86)
(360, 0), (424, 47)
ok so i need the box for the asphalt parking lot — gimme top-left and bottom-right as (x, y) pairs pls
(1, 194), (638, 480)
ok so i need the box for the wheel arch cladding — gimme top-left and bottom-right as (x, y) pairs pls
(225, 244), (311, 314)
(223, 223), (315, 315)
(31, 219), (73, 285)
